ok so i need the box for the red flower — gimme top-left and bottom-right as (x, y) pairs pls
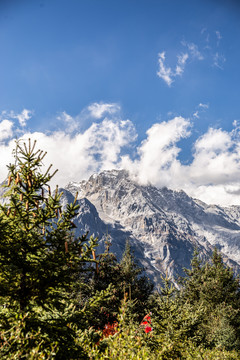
(140, 314), (153, 333)
(145, 326), (152, 333)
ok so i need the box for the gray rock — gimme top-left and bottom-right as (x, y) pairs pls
(64, 170), (240, 284)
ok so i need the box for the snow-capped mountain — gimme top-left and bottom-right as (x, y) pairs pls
(63, 169), (240, 284)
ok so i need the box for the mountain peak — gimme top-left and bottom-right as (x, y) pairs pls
(64, 169), (240, 283)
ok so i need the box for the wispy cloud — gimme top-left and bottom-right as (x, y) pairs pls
(157, 52), (174, 86)
(0, 109), (33, 128)
(213, 52), (226, 70)
(201, 28), (226, 68)
(157, 52), (188, 86)
(10, 109), (33, 127)
(157, 30), (226, 85)
(193, 111), (199, 119)
(198, 103), (209, 109)
(57, 111), (79, 134)
(215, 30), (222, 46)
(181, 41), (204, 60)
(193, 103), (209, 118)
(175, 53), (189, 75)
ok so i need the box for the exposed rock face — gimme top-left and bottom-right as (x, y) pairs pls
(63, 170), (240, 284)
(2, 170), (240, 284)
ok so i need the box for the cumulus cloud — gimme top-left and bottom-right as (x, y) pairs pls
(57, 111), (78, 133)
(122, 116), (191, 186)
(0, 104), (136, 187)
(2, 103), (240, 206)
(121, 122), (240, 206)
(87, 102), (120, 119)
(189, 129), (236, 186)
(0, 120), (13, 141)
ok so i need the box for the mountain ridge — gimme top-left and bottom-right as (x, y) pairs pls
(62, 169), (240, 283)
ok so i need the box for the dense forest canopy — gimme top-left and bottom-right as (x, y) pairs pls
(0, 140), (240, 359)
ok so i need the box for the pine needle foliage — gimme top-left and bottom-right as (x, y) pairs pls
(180, 249), (240, 350)
(0, 139), (99, 359)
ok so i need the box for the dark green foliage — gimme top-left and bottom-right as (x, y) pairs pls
(148, 275), (205, 358)
(179, 248), (240, 350)
(120, 240), (154, 307)
(181, 248), (240, 307)
(88, 239), (154, 328)
(0, 140), (100, 359)
(1, 139), (240, 358)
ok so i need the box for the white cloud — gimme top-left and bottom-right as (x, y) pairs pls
(11, 109), (32, 127)
(200, 29), (226, 68)
(122, 116), (191, 186)
(2, 103), (240, 206)
(213, 52), (226, 69)
(232, 120), (240, 128)
(57, 111), (78, 133)
(157, 40), (206, 86)
(192, 103), (209, 119)
(0, 120), (13, 141)
(0, 104), (136, 187)
(122, 122), (240, 205)
(87, 102), (120, 119)
(29, 117), (135, 186)
(0, 109), (33, 128)
(198, 103), (209, 109)
(157, 52), (174, 86)
(161, 31), (227, 84)
(175, 53), (188, 76)
(182, 41), (204, 60)
(157, 52), (188, 86)
(194, 128), (231, 153)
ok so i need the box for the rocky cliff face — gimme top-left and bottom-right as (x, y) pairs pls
(63, 170), (240, 284)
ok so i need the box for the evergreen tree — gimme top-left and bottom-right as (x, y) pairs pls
(148, 274), (205, 357)
(181, 248), (240, 308)
(180, 248), (240, 350)
(120, 240), (154, 320)
(0, 139), (99, 359)
(84, 240), (122, 328)
(87, 239), (154, 327)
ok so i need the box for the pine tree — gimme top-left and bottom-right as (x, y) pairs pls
(86, 239), (154, 328)
(148, 274), (205, 358)
(120, 240), (153, 309)
(179, 249), (204, 304)
(180, 248), (240, 350)
(181, 248), (240, 308)
(0, 139), (99, 359)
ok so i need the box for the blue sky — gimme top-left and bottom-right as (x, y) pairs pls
(0, 0), (240, 205)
